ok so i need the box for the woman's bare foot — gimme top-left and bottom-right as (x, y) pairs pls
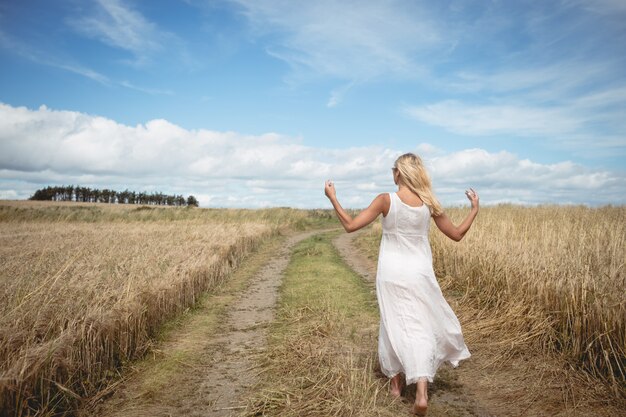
(410, 395), (428, 416)
(411, 379), (428, 415)
(390, 374), (403, 398)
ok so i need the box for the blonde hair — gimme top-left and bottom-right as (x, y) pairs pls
(393, 153), (443, 216)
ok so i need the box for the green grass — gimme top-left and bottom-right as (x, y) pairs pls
(281, 232), (378, 318)
(243, 231), (401, 417)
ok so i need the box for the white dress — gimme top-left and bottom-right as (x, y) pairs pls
(376, 192), (471, 384)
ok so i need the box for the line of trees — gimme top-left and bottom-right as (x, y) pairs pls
(29, 185), (199, 207)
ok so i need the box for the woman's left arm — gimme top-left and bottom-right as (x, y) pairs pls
(325, 180), (385, 233)
(433, 188), (479, 242)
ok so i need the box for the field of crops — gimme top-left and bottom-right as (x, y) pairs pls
(0, 201), (331, 416)
(357, 204), (625, 402)
(2, 201), (624, 415)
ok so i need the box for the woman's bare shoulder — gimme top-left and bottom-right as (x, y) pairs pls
(375, 193), (391, 216)
(373, 192), (390, 205)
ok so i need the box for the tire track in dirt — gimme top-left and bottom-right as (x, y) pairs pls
(84, 229), (331, 417)
(198, 229), (329, 416)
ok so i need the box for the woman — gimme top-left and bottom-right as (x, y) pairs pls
(324, 152), (479, 416)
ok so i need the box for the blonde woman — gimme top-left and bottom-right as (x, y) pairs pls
(324, 152), (479, 416)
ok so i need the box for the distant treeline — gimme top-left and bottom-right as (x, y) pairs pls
(29, 185), (199, 207)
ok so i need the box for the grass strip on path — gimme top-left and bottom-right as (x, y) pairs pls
(242, 231), (405, 417)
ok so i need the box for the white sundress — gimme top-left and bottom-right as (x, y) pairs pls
(376, 192), (471, 384)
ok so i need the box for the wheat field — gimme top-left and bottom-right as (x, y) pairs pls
(2, 201), (624, 415)
(0, 201), (330, 416)
(357, 204), (625, 401)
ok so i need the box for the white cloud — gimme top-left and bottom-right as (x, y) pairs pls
(446, 61), (612, 98)
(575, 0), (626, 14)
(428, 149), (626, 206)
(0, 103), (624, 207)
(429, 149), (600, 189)
(327, 82), (356, 108)
(414, 143), (444, 156)
(118, 81), (174, 96)
(405, 100), (581, 136)
(398, 2), (626, 149)
(229, 0), (443, 81)
(67, 0), (171, 65)
(0, 189), (18, 199)
(0, 29), (112, 85)
(405, 83), (626, 149)
(356, 182), (378, 191)
(0, 28), (179, 95)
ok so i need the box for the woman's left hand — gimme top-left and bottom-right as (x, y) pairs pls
(324, 180), (336, 200)
(465, 188), (479, 210)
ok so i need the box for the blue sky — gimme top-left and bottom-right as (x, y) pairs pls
(0, 0), (625, 207)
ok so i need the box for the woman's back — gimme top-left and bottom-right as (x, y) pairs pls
(379, 192), (433, 279)
(382, 192), (431, 244)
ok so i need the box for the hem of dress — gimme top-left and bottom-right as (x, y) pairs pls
(448, 350), (472, 368)
(385, 371), (434, 384)
(383, 352), (471, 385)
(405, 374), (433, 384)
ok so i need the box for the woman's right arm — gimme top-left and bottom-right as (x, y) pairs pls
(325, 180), (386, 233)
(433, 188), (479, 242)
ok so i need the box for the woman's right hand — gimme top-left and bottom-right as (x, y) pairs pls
(465, 188), (479, 210)
(324, 180), (336, 200)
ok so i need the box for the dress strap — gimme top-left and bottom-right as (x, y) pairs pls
(382, 192), (395, 231)
(391, 192), (398, 233)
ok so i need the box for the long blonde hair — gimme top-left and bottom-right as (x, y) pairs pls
(393, 153), (443, 216)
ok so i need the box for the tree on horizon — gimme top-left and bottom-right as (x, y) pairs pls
(29, 185), (195, 207)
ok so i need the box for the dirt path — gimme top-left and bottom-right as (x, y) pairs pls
(83, 229), (328, 417)
(196, 230), (323, 416)
(333, 230), (624, 417)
